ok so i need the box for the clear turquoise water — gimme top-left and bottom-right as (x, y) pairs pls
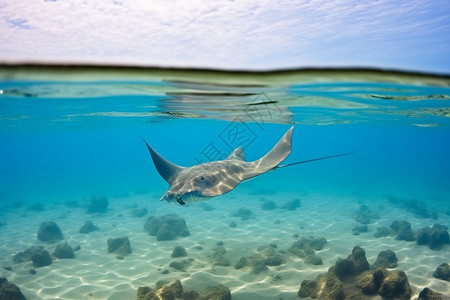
(1, 67), (449, 202)
(0, 66), (449, 299)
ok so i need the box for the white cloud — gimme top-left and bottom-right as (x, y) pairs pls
(0, 0), (449, 72)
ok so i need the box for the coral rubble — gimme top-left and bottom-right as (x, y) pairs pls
(144, 214), (190, 241)
(298, 246), (411, 300)
(137, 280), (231, 300)
(107, 236), (132, 256)
(37, 222), (64, 243)
(0, 277), (26, 300)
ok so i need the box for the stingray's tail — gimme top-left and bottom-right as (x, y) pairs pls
(277, 152), (354, 169)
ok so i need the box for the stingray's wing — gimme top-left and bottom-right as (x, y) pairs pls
(142, 138), (185, 185)
(242, 126), (293, 180)
(199, 127), (294, 197)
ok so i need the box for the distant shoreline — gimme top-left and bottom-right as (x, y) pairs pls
(1, 63), (449, 86)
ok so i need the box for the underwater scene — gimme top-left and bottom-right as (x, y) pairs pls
(0, 65), (449, 300)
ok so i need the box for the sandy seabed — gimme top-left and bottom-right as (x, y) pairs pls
(1, 189), (449, 300)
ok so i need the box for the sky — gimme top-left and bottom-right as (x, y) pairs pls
(1, 0), (450, 73)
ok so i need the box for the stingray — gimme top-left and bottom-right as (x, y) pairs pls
(143, 126), (351, 205)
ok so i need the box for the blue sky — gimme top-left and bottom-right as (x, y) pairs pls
(1, 0), (449, 73)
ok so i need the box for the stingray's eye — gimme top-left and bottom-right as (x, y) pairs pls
(200, 176), (205, 181)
